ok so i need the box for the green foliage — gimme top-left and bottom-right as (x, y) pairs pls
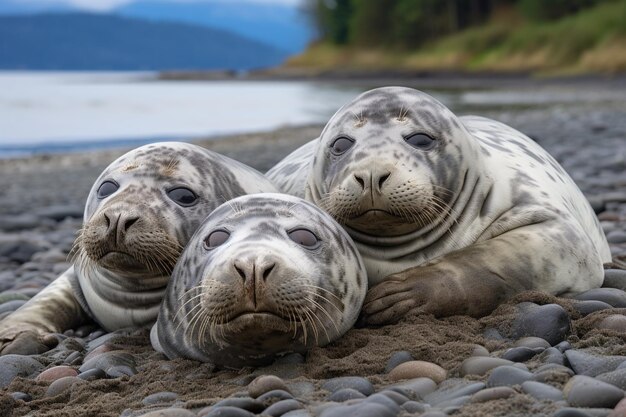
(518, 0), (603, 21)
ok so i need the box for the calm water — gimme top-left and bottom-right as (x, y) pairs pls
(1, 72), (624, 157)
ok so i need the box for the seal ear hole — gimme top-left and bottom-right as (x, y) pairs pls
(405, 133), (436, 150)
(288, 228), (320, 249)
(330, 137), (354, 156)
(204, 230), (230, 249)
(97, 180), (119, 199)
(167, 187), (198, 207)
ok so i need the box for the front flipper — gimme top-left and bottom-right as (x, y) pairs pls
(0, 267), (88, 355)
(361, 220), (605, 325)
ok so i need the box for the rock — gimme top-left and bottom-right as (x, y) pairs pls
(487, 365), (533, 387)
(510, 303), (571, 346)
(573, 300), (613, 316)
(607, 231), (626, 244)
(83, 344), (115, 363)
(501, 346), (543, 362)
(0, 214), (40, 231)
(603, 269), (626, 291)
(212, 397), (264, 413)
(0, 240), (44, 263)
(45, 376), (85, 397)
(78, 368), (106, 381)
(0, 300), (26, 315)
(470, 345), (490, 357)
(10, 392), (32, 402)
(389, 377), (437, 400)
(148, 409), (200, 417)
(521, 381), (563, 401)
(470, 386), (516, 403)
(36, 366), (78, 382)
(597, 368), (626, 390)
(257, 389), (294, 404)
(377, 390), (409, 405)
(460, 357), (513, 376)
(322, 377), (374, 396)
(364, 393), (402, 412)
(318, 402), (397, 417)
(328, 388), (366, 402)
(564, 375), (624, 408)
(288, 381), (316, 398)
(264, 399), (303, 416)
(0, 354), (44, 388)
(565, 350), (626, 376)
(247, 375), (289, 398)
(610, 397), (626, 417)
(35, 205), (84, 221)
(596, 315), (626, 332)
(384, 351), (414, 373)
(573, 288), (626, 308)
(402, 401), (429, 413)
(142, 392), (179, 406)
(388, 361), (446, 383)
(553, 408), (593, 417)
(513, 336), (551, 350)
(540, 347), (565, 365)
(424, 380), (485, 405)
(79, 351), (137, 378)
(556, 341), (572, 353)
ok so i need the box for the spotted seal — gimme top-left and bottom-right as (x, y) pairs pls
(151, 193), (367, 367)
(0, 142), (278, 354)
(267, 86), (611, 325)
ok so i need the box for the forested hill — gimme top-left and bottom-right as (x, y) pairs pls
(290, 0), (626, 74)
(0, 13), (289, 71)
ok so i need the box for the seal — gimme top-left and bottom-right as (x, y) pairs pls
(151, 193), (367, 368)
(267, 86), (611, 325)
(0, 142), (278, 354)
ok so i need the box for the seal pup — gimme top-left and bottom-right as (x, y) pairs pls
(151, 193), (367, 368)
(267, 86), (611, 325)
(0, 142), (278, 354)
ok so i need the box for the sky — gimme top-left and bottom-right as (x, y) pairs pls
(1, 0), (305, 12)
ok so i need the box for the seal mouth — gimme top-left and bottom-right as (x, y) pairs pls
(352, 209), (396, 219)
(99, 251), (146, 270)
(228, 311), (295, 323)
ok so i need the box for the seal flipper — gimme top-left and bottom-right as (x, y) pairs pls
(0, 266), (88, 355)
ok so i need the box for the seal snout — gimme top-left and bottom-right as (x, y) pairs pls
(352, 169), (392, 194)
(102, 211), (140, 245)
(232, 258), (278, 310)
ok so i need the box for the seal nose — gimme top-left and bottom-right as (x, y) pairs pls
(233, 259), (277, 308)
(353, 170), (391, 192)
(103, 211), (140, 242)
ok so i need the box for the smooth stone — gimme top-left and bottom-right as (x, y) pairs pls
(36, 366), (78, 382)
(377, 390), (409, 405)
(328, 388), (366, 402)
(388, 361), (446, 383)
(470, 386), (516, 403)
(487, 365), (533, 387)
(514, 336), (551, 350)
(213, 397), (264, 413)
(282, 411), (312, 417)
(0, 300), (26, 314)
(79, 351), (137, 377)
(0, 354), (44, 388)
(247, 375), (289, 398)
(483, 327), (505, 340)
(521, 381), (564, 401)
(419, 412), (447, 417)
(565, 350), (626, 376)
(402, 401), (429, 413)
(511, 303), (571, 346)
(610, 397), (626, 417)
(10, 392), (32, 402)
(556, 341), (573, 353)
(177, 408), (219, 417)
(471, 345), (490, 357)
(596, 315), (626, 332)
(200, 407), (255, 417)
(45, 376), (85, 397)
(501, 347), (543, 362)
(564, 375), (625, 408)
(424, 380), (486, 405)
(64, 351), (83, 366)
(460, 357), (513, 376)
(607, 231), (626, 244)
(264, 399), (303, 417)
(35, 205), (84, 221)
(384, 351), (414, 373)
(541, 347), (565, 365)
(597, 368), (626, 390)
(389, 377), (437, 400)
(83, 343), (115, 363)
(288, 381), (315, 398)
(319, 402), (397, 417)
(436, 394), (471, 409)
(0, 240), (43, 263)
(142, 392), (179, 406)
(0, 292), (30, 304)
(257, 389), (293, 404)
(553, 409), (593, 417)
(573, 300), (614, 316)
(573, 288), (626, 308)
(322, 377), (374, 396)
(603, 269), (626, 291)
(78, 368), (106, 381)
(274, 353), (305, 365)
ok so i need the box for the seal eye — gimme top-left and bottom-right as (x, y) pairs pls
(405, 133), (436, 150)
(97, 181), (119, 199)
(288, 228), (320, 249)
(330, 137), (354, 155)
(167, 187), (198, 207)
(204, 230), (230, 249)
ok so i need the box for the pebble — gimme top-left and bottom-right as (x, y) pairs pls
(470, 386), (516, 403)
(419, 412), (447, 417)
(78, 368), (107, 381)
(0, 354), (44, 388)
(553, 408), (593, 417)
(388, 360), (446, 383)
(378, 390), (409, 405)
(596, 368), (626, 390)
(513, 336), (551, 349)
(563, 375), (625, 408)
(10, 392), (32, 402)
(541, 347), (565, 365)
(487, 365), (533, 387)
(142, 392), (179, 406)
(328, 388), (366, 402)
(321, 377), (374, 396)
(510, 303), (571, 345)
(36, 365), (78, 382)
(45, 376), (85, 397)
(607, 230), (626, 243)
(247, 375), (289, 398)
(212, 397), (264, 413)
(610, 397), (626, 417)
(603, 269), (626, 291)
(470, 345), (490, 357)
(319, 402), (397, 417)
(596, 315), (626, 332)
(146, 410), (198, 417)
(0, 299), (26, 314)
(384, 351), (414, 373)
(460, 356), (513, 376)
(556, 341), (573, 353)
(501, 346), (543, 362)
(264, 399), (303, 416)
(364, 393), (402, 412)
(389, 377), (437, 399)
(257, 389), (294, 404)
(565, 350), (626, 376)
(424, 380), (485, 405)
(521, 381), (564, 401)
(573, 288), (626, 308)
(573, 300), (614, 316)
(402, 401), (429, 413)
(79, 351), (137, 377)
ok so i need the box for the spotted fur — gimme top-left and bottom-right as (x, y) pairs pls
(152, 193), (367, 368)
(0, 142), (278, 352)
(267, 87), (611, 323)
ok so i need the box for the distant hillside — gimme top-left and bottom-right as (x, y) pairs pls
(0, 13), (289, 70)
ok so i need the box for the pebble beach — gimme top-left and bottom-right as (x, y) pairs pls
(1, 84), (626, 417)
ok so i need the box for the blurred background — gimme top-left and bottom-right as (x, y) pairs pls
(0, 0), (624, 157)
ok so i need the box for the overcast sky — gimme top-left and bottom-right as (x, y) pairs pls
(3, 0), (304, 12)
